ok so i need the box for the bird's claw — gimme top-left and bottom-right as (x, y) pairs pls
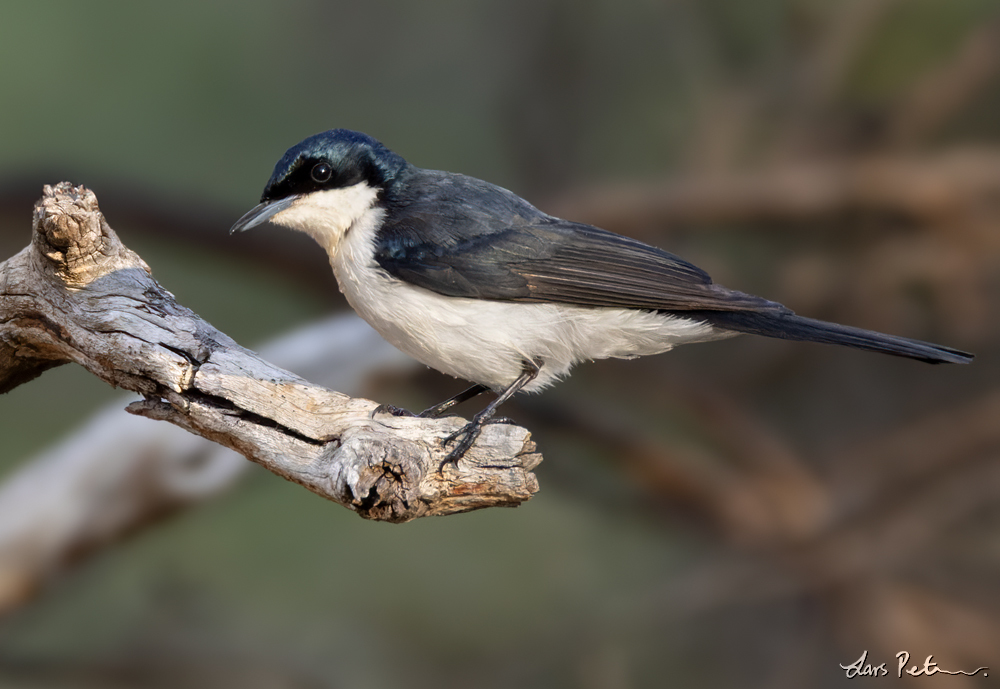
(371, 403), (417, 418)
(437, 421), (483, 473)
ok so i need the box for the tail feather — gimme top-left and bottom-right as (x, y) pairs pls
(696, 310), (973, 365)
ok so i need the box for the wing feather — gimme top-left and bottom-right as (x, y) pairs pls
(375, 172), (782, 313)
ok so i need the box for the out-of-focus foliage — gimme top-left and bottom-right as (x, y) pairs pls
(1, 1), (998, 687)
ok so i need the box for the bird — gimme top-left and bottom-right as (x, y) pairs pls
(231, 129), (973, 466)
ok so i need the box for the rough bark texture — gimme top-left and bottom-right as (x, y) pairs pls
(0, 315), (415, 613)
(0, 184), (541, 523)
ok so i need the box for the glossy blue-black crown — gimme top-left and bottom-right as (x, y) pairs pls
(260, 129), (410, 202)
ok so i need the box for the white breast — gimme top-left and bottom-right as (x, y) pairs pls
(271, 183), (734, 392)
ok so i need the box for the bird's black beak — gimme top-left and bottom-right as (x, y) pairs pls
(229, 195), (300, 234)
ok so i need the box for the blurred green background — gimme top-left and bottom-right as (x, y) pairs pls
(1, 1), (999, 687)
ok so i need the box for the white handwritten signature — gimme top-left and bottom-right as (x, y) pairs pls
(840, 650), (988, 678)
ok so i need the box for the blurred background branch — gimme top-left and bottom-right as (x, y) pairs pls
(0, 315), (416, 616)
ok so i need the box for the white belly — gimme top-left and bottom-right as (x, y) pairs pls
(333, 229), (728, 393)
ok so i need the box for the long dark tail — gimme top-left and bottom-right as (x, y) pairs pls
(695, 310), (973, 364)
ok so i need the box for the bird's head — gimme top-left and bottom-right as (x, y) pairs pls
(230, 129), (409, 251)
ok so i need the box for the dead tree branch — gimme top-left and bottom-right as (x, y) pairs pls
(0, 183), (540, 523)
(0, 314), (415, 613)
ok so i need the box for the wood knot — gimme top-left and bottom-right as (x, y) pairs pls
(33, 183), (101, 251)
(30, 182), (149, 286)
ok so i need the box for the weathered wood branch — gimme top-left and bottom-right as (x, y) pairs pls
(0, 316), (417, 613)
(0, 183), (541, 522)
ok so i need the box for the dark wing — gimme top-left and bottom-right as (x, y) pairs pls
(375, 171), (781, 313)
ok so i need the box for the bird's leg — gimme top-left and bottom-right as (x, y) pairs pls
(373, 383), (490, 420)
(419, 383), (489, 418)
(439, 359), (541, 472)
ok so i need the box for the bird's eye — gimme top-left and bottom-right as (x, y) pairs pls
(310, 162), (333, 183)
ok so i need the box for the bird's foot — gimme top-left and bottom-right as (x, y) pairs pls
(438, 419), (486, 473)
(436, 362), (541, 472)
(371, 403), (417, 419)
(436, 416), (520, 472)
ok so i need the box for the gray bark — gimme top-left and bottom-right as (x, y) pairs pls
(0, 314), (415, 612)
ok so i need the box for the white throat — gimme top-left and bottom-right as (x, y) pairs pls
(269, 183), (381, 258)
